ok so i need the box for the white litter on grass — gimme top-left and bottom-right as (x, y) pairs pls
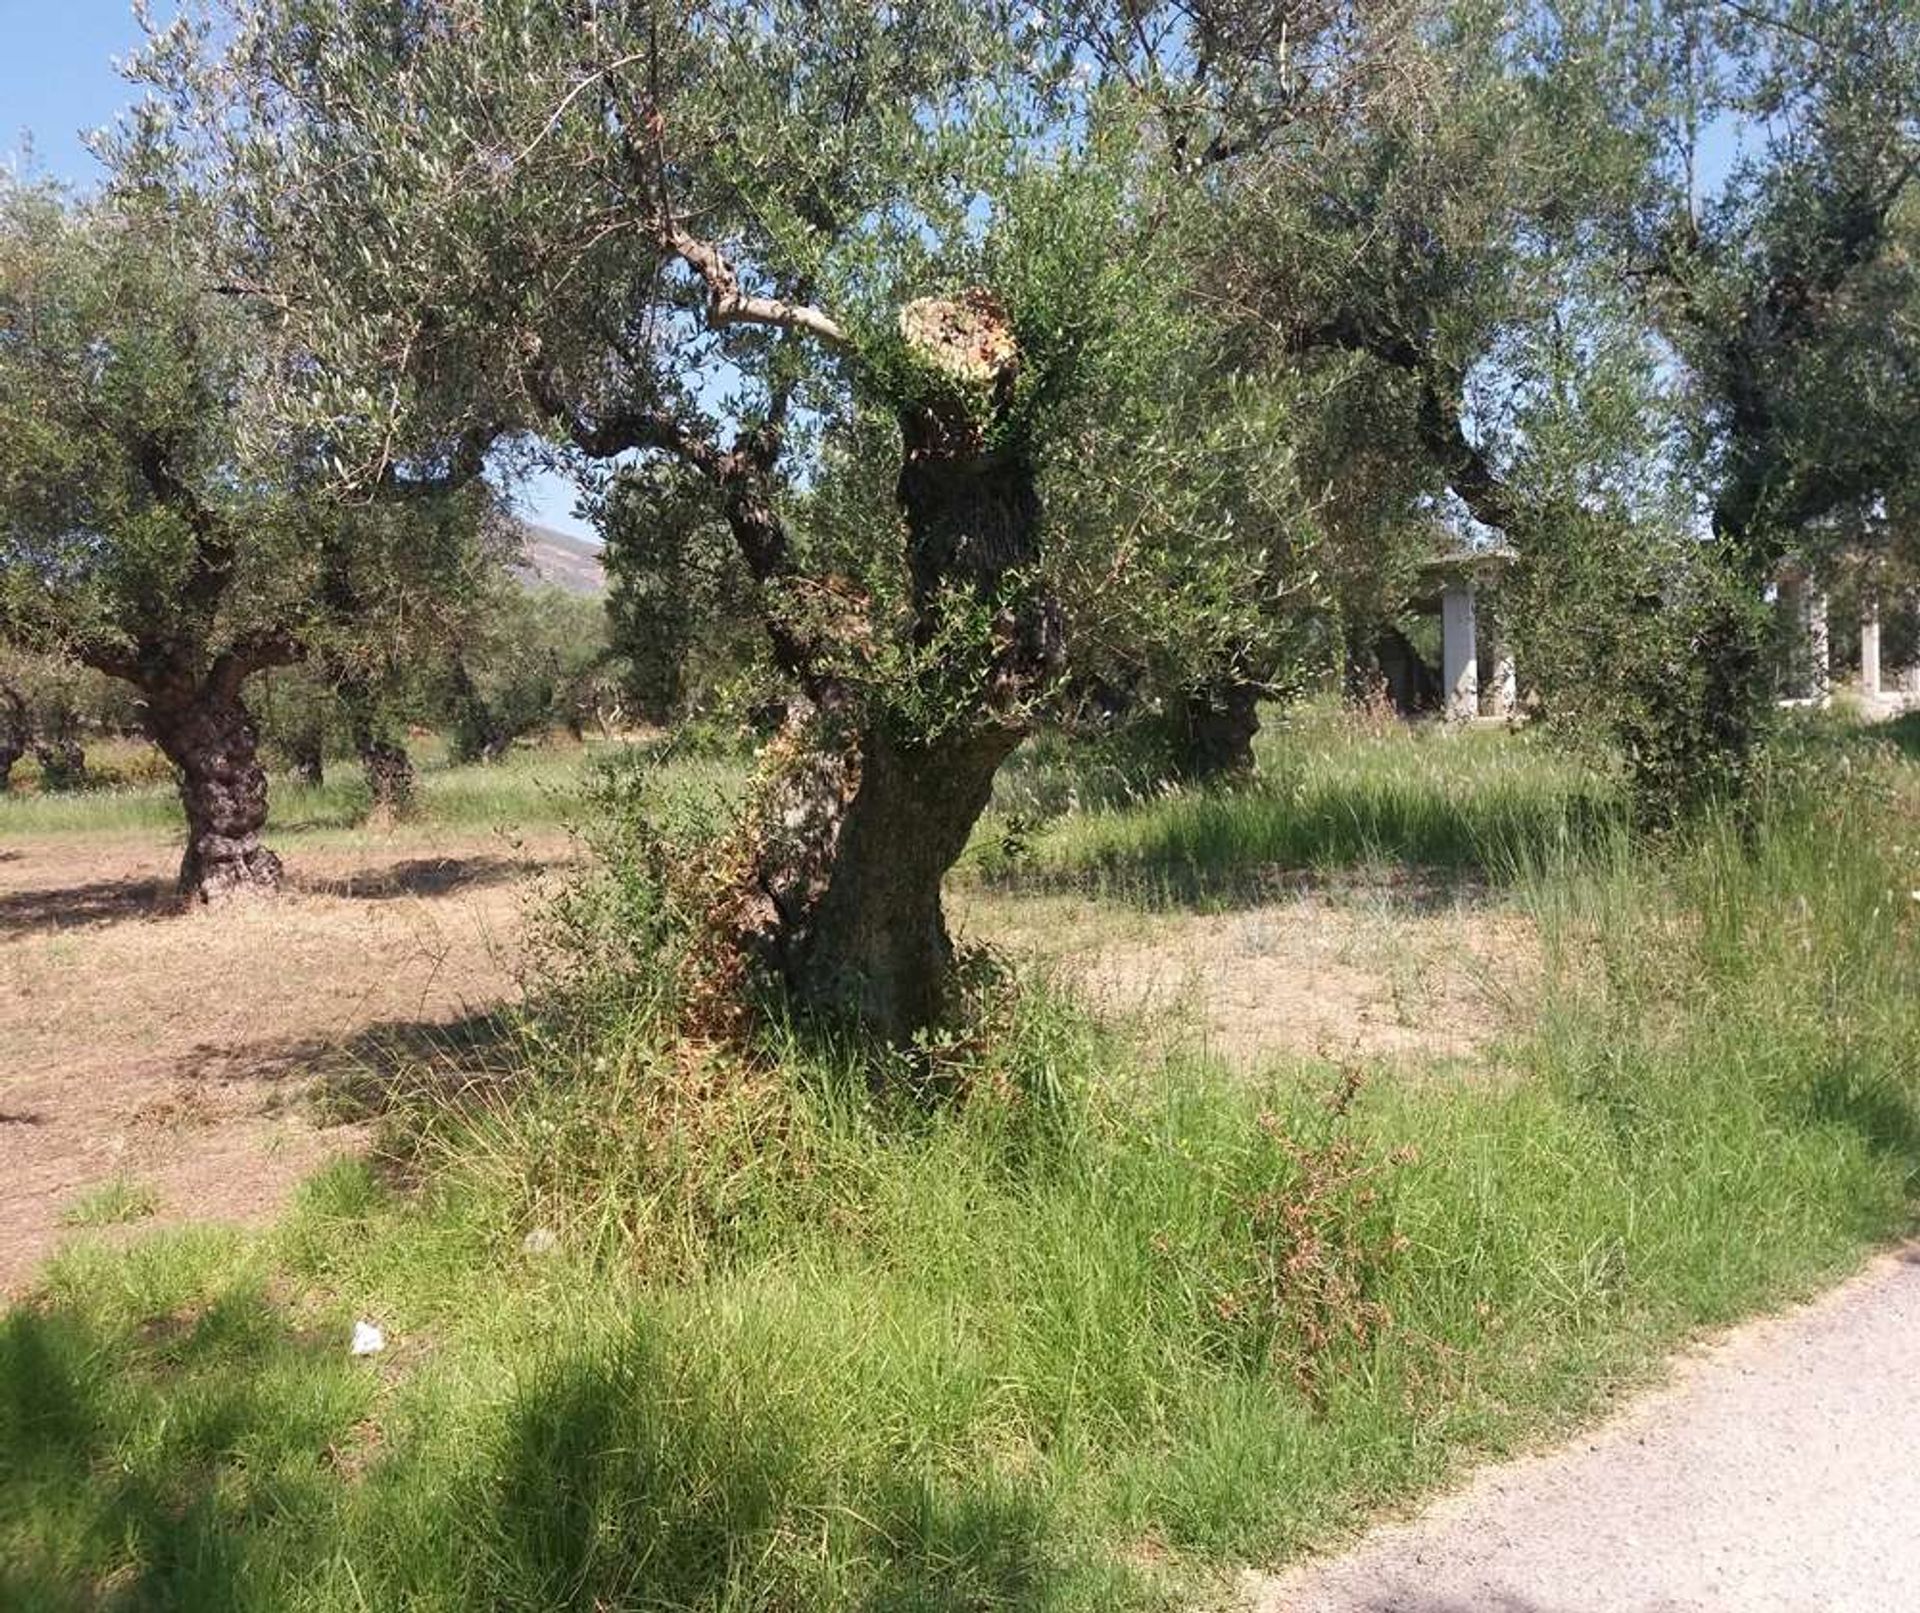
(521, 1227), (560, 1257)
(349, 1319), (386, 1357)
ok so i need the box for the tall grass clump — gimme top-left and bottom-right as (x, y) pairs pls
(978, 700), (1621, 903)
(3, 715), (1916, 1611)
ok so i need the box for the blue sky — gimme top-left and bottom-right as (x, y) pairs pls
(0, 0), (598, 539)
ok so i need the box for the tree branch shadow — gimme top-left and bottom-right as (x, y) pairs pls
(0, 1284), (1079, 1610)
(978, 783), (1618, 916)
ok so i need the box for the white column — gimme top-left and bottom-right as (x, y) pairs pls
(1860, 596), (1882, 699)
(1807, 589), (1831, 705)
(1777, 569), (1805, 696)
(1441, 580), (1479, 722)
(1488, 627), (1518, 719)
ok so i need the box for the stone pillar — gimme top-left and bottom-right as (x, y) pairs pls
(1777, 568), (1804, 695)
(1441, 579), (1479, 722)
(1487, 626), (1518, 719)
(1860, 595), (1882, 699)
(1807, 588), (1830, 705)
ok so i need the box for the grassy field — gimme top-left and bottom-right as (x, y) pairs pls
(0, 734), (619, 840)
(3, 710), (1917, 1610)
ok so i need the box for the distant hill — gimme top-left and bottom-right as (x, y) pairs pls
(514, 521), (607, 597)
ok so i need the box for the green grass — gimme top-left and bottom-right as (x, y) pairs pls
(0, 735), (714, 843)
(3, 713), (1918, 1610)
(56, 1179), (160, 1228)
(972, 703), (1617, 904)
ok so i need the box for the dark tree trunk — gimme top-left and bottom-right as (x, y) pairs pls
(448, 658), (508, 763)
(1172, 678), (1261, 781)
(339, 680), (415, 818)
(360, 735), (416, 816)
(1372, 627), (1441, 715)
(764, 293), (1058, 1042)
(144, 676), (282, 901)
(789, 725), (1020, 1041)
(0, 684), (29, 791)
(289, 733), (326, 788)
(32, 735), (89, 792)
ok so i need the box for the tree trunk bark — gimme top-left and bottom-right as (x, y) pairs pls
(752, 294), (1057, 1043)
(0, 684), (29, 791)
(448, 658), (508, 763)
(340, 681), (415, 819)
(289, 734), (326, 788)
(788, 725), (1020, 1041)
(1172, 678), (1261, 782)
(145, 677), (282, 901)
(359, 735), (416, 817)
(32, 736), (89, 792)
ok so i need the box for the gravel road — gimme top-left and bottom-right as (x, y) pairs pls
(1246, 1246), (1920, 1612)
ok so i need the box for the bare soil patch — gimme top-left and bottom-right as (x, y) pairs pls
(3, 833), (1527, 1295)
(0, 829), (570, 1294)
(964, 882), (1536, 1070)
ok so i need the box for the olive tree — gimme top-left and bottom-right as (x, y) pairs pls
(0, 177), (313, 894)
(1624, 0), (1920, 794)
(0, 176), (490, 894)
(1044, 2), (1429, 770)
(135, 0), (1270, 1037)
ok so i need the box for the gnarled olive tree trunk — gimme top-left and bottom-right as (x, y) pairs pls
(360, 734), (416, 815)
(764, 293), (1060, 1041)
(143, 672), (282, 900)
(340, 679), (415, 818)
(288, 731), (326, 788)
(1171, 677), (1261, 782)
(790, 725), (1022, 1039)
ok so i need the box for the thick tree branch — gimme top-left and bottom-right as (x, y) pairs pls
(1283, 313), (1524, 535)
(368, 427), (496, 502)
(211, 631), (304, 698)
(526, 363), (828, 690)
(72, 643), (147, 684)
(663, 227), (851, 349)
(526, 365), (727, 475)
(1414, 378), (1523, 536)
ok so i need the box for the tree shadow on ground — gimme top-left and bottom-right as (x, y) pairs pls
(983, 857), (1501, 915)
(0, 853), (544, 940)
(0, 1281), (1085, 1612)
(290, 852), (551, 901)
(0, 1283), (350, 1612)
(307, 1008), (529, 1123)
(0, 873), (176, 936)
(1867, 710), (1920, 762)
(1803, 1069), (1920, 1192)
(450, 1337), (1072, 1612)
(153, 1007), (530, 1125)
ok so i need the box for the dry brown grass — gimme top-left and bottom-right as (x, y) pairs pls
(0, 828), (574, 1293)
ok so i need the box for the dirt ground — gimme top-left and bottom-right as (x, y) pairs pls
(0, 829), (571, 1295)
(962, 882), (1536, 1073)
(3, 834), (1532, 1296)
